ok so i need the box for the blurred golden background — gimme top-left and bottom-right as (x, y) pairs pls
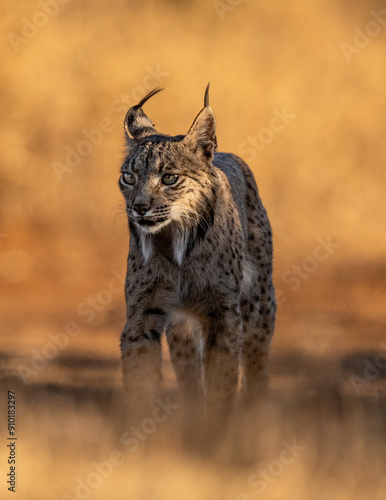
(0, 0), (385, 498)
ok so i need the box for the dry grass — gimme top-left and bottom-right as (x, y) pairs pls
(1, 0), (386, 498)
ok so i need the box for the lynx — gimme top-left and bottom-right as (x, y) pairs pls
(119, 85), (276, 432)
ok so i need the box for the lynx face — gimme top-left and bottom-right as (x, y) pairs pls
(119, 140), (215, 236)
(119, 88), (218, 263)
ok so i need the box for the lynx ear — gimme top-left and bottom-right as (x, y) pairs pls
(184, 83), (217, 159)
(124, 88), (163, 142)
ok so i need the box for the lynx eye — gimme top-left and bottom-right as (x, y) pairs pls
(121, 172), (136, 186)
(162, 174), (179, 186)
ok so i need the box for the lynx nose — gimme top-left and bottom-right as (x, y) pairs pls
(133, 203), (150, 216)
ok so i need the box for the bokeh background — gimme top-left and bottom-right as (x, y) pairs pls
(1, 0), (385, 498)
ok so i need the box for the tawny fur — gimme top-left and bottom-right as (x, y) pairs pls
(118, 85), (276, 428)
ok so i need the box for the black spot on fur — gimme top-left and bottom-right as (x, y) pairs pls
(144, 308), (166, 316)
(149, 329), (161, 341)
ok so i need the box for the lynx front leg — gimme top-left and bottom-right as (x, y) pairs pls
(120, 280), (174, 422)
(203, 310), (242, 433)
(120, 325), (162, 422)
(166, 310), (204, 443)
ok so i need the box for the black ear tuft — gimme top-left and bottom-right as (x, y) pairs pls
(124, 88), (164, 141)
(183, 85), (217, 159)
(137, 88), (164, 108)
(204, 83), (210, 107)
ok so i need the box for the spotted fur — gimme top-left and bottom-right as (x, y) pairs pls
(118, 85), (276, 429)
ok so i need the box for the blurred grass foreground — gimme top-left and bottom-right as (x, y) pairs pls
(0, 0), (386, 499)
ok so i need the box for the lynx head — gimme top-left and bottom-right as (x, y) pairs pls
(119, 85), (218, 263)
